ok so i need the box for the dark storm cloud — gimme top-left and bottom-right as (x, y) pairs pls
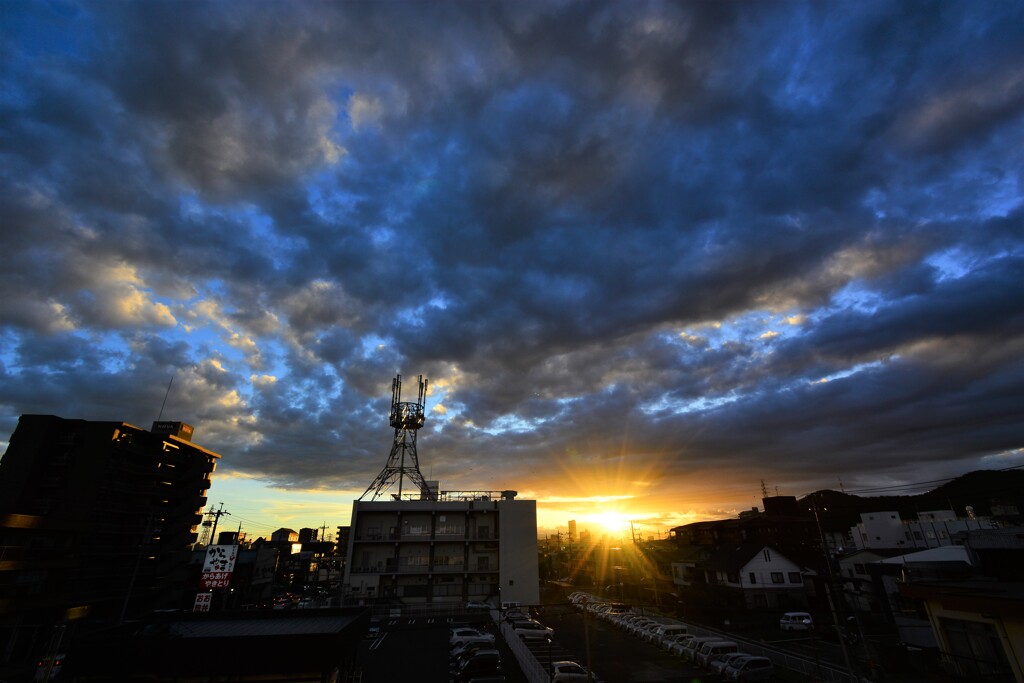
(2, 0), (1022, 504)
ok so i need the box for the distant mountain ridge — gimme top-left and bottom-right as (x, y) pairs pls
(797, 469), (1024, 531)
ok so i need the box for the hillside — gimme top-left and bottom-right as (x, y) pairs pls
(798, 468), (1024, 532)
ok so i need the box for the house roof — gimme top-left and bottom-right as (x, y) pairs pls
(837, 548), (905, 562)
(878, 545), (972, 565)
(671, 546), (711, 564)
(703, 544), (793, 572)
(167, 613), (361, 638)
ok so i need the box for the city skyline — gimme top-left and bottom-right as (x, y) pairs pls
(2, 3), (1023, 541)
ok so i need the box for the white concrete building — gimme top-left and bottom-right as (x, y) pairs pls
(851, 510), (999, 550)
(342, 489), (540, 606)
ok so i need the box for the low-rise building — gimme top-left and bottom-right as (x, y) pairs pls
(851, 510), (1000, 550)
(343, 488), (539, 606)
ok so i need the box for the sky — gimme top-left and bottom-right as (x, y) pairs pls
(2, 1), (1023, 541)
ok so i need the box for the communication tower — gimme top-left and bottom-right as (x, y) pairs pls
(360, 374), (436, 501)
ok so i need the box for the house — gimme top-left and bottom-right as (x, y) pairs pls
(669, 546), (712, 588)
(836, 548), (903, 613)
(871, 545), (974, 649)
(694, 544), (808, 611)
(271, 528), (299, 543)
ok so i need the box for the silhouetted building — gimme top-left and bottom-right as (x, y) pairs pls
(343, 488), (539, 606)
(0, 415), (218, 670)
(271, 528), (299, 543)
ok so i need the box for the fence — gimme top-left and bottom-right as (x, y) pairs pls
(496, 614), (549, 683)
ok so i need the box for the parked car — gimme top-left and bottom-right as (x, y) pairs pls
(661, 632), (692, 653)
(512, 620), (554, 641)
(679, 636), (723, 662)
(710, 652), (754, 676)
(779, 611), (814, 631)
(34, 653), (66, 681)
(650, 623), (687, 646)
(503, 608), (529, 623)
(667, 634), (696, 657)
(550, 660), (591, 682)
(724, 655), (774, 681)
(450, 628), (495, 648)
(450, 649), (501, 682)
(465, 600), (491, 610)
(601, 604), (630, 621)
(626, 618), (657, 637)
(695, 640), (739, 669)
(451, 639), (496, 663)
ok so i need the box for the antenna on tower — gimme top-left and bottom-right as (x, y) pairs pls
(359, 374), (436, 501)
(157, 373), (175, 422)
(760, 479), (769, 497)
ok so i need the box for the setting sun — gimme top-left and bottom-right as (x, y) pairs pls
(588, 510), (633, 537)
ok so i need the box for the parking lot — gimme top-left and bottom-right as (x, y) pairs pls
(357, 613), (530, 682)
(356, 605), (703, 683)
(353, 589), (858, 682)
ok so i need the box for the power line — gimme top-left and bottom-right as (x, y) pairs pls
(799, 464), (1024, 499)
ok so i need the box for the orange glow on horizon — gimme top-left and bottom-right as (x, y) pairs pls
(586, 509), (633, 536)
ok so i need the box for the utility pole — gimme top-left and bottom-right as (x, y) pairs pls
(209, 503), (230, 544)
(120, 515), (154, 624)
(812, 501), (858, 680)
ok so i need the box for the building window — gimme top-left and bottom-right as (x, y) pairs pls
(914, 531), (923, 540)
(771, 572), (784, 584)
(854, 563), (866, 574)
(726, 571), (739, 584)
(749, 572), (757, 584)
(941, 618), (1012, 678)
(753, 594), (768, 608)
(788, 572), (801, 584)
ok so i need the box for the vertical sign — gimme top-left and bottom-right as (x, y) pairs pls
(200, 544), (238, 589)
(193, 592), (213, 612)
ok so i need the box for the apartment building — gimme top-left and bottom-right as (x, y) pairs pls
(0, 415), (219, 670)
(343, 489), (539, 606)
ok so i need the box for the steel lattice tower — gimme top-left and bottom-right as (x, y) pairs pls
(359, 374), (437, 501)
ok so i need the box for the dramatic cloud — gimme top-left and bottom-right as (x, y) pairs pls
(2, 1), (1022, 534)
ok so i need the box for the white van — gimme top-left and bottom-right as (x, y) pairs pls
(696, 640), (739, 669)
(680, 636), (722, 663)
(779, 612), (814, 631)
(652, 624), (688, 648)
